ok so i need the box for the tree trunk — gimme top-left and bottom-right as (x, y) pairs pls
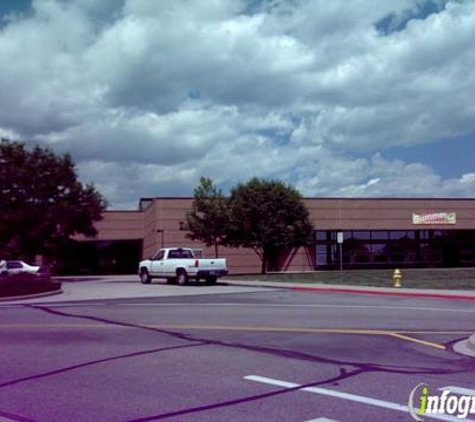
(214, 241), (219, 258)
(261, 252), (267, 274)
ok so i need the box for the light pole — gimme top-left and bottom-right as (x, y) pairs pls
(337, 231), (343, 280)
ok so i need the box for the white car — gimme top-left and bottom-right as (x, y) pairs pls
(2, 260), (41, 276)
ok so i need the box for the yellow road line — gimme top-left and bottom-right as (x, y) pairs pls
(388, 333), (446, 350)
(0, 323), (470, 336)
(0, 323), (461, 350)
(151, 325), (392, 335)
(0, 323), (388, 334)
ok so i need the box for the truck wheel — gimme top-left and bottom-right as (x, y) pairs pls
(140, 269), (151, 284)
(205, 276), (217, 285)
(176, 269), (189, 286)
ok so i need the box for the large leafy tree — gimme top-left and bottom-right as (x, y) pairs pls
(186, 177), (229, 257)
(0, 139), (107, 260)
(228, 178), (313, 273)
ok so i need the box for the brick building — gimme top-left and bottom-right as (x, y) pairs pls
(71, 197), (475, 275)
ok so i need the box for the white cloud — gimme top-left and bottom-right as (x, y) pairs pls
(327, 154), (475, 198)
(0, 127), (20, 140)
(0, 0), (474, 208)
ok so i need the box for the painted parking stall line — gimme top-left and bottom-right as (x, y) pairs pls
(245, 375), (474, 422)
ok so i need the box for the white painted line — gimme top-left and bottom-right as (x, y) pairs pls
(439, 386), (475, 396)
(114, 303), (475, 314)
(246, 376), (299, 389)
(245, 375), (473, 422)
(305, 417), (339, 422)
(2, 302), (475, 314)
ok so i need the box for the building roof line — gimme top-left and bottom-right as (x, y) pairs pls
(138, 196), (475, 201)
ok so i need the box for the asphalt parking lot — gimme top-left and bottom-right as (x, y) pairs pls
(0, 278), (474, 421)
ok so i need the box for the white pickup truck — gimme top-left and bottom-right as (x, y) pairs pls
(138, 247), (228, 285)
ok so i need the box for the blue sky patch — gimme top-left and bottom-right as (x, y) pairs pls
(375, 0), (448, 35)
(0, 0), (31, 19)
(384, 131), (475, 179)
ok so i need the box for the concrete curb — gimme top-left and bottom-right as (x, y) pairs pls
(291, 286), (475, 301)
(453, 334), (475, 357)
(0, 288), (63, 303)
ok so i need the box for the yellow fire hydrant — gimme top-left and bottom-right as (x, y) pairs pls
(393, 269), (402, 288)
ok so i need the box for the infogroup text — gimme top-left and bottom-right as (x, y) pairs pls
(409, 383), (475, 421)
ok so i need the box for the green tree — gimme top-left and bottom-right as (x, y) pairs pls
(0, 139), (107, 261)
(227, 178), (313, 274)
(186, 177), (229, 257)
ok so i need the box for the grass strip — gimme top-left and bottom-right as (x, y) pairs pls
(226, 268), (475, 290)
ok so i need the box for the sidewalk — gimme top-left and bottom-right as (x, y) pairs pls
(0, 275), (281, 304)
(223, 279), (475, 301)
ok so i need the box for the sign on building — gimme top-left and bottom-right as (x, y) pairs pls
(337, 232), (344, 244)
(412, 212), (456, 225)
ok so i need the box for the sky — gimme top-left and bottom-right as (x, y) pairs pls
(0, 0), (474, 209)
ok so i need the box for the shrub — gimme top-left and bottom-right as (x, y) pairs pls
(0, 272), (61, 298)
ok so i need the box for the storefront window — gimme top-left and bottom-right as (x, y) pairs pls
(390, 231), (407, 240)
(461, 246), (475, 262)
(315, 231), (328, 241)
(355, 254), (370, 263)
(316, 254), (328, 266)
(418, 230), (429, 240)
(352, 231), (370, 240)
(372, 231), (389, 240)
(371, 244), (386, 253)
(315, 227), (475, 270)
(343, 231), (353, 240)
(316, 245), (327, 254)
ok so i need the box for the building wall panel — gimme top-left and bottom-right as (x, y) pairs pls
(75, 211), (143, 241)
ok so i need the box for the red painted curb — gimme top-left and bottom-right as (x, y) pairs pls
(292, 287), (475, 301)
